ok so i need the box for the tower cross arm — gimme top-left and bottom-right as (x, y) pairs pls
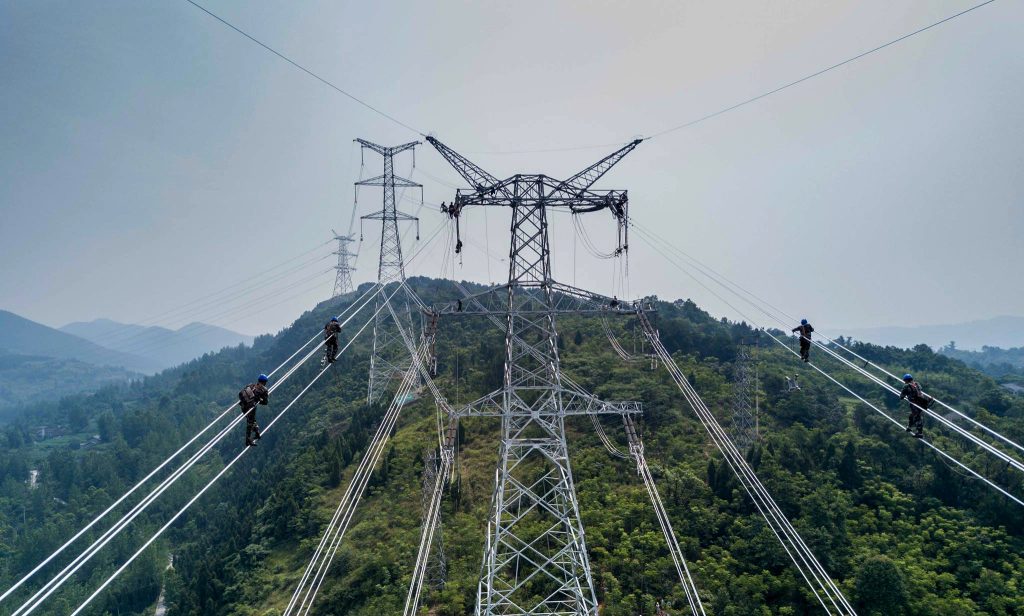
(361, 209), (418, 221)
(355, 138), (420, 157)
(356, 174), (423, 188)
(549, 139), (643, 200)
(426, 136), (512, 199)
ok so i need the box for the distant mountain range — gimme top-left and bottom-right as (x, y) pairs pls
(0, 310), (162, 374)
(840, 316), (1024, 351)
(0, 310), (252, 411)
(61, 318), (253, 369)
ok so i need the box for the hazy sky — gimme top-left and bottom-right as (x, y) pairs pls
(2, 0), (1021, 337)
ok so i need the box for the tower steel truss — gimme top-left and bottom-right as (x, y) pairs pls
(427, 136), (642, 615)
(731, 345), (758, 452)
(356, 138), (423, 404)
(331, 229), (357, 298)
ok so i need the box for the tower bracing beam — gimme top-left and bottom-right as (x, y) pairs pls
(427, 136), (642, 615)
(356, 138), (423, 404)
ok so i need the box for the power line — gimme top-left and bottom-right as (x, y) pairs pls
(1, 285), (382, 613)
(66, 296), (390, 616)
(631, 219), (1024, 465)
(181, 0), (425, 136)
(179, 0), (999, 155)
(646, 0), (998, 139)
(630, 224), (1024, 507)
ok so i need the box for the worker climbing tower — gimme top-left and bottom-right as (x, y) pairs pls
(427, 136), (642, 615)
(330, 229), (357, 298)
(355, 138), (422, 404)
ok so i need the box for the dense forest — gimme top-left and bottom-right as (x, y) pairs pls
(940, 344), (1024, 378)
(0, 351), (138, 414)
(0, 278), (1022, 615)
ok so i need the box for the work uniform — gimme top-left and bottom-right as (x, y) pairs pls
(324, 321), (342, 363)
(900, 381), (930, 437)
(792, 323), (814, 362)
(238, 382), (269, 445)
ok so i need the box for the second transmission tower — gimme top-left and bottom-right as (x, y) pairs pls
(331, 229), (357, 298)
(731, 344), (759, 452)
(355, 139), (422, 404)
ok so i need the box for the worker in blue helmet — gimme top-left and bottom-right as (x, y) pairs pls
(324, 316), (342, 364)
(238, 374), (269, 447)
(791, 319), (814, 362)
(899, 374), (933, 438)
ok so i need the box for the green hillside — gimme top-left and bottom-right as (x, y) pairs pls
(0, 351), (140, 414)
(0, 279), (1022, 615)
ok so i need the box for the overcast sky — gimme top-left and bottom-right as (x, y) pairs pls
(2, 0), (1021, 337)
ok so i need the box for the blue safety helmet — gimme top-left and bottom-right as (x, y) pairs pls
(330, 317), (339, 322)
(801, 319), (808, 325)
(903, 374), (913, 382)
(258, 374), (269, 383)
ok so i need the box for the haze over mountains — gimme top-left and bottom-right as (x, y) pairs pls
(61, 318), (253, 369)
(0, 310), (160, 374)
(0, 309), (252, 409)
(839, 316), (1024, 351)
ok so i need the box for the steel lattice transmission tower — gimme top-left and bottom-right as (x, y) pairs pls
(428, 135), (643, 615)
(731, 345), (758, 453)
(420, 450), (448, 591)
(355, 138), (422, 404)
(331, 229), (357, 298)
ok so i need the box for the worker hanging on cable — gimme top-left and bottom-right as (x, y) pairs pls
(324, 316), (342, 364)
(792, 319), (814, 362)
(238, 374), (269, 447)
(900, 374), (933, 438)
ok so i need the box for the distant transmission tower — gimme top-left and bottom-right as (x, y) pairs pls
(355, 139), (422, 404)
(428, 135), (642, 615)
(731, 344), (758, 452)
(331, 229), (357, 298)
(420, 450), (447, 591)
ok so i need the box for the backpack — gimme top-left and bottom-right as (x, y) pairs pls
(239, 385), (256, 408)
(908, 382), (935, 408)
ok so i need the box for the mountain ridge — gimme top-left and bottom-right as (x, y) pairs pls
(0, 309), (162, 374)
(60, 318), (253, 369)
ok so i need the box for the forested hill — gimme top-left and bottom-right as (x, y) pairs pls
(0, 278), (1022, 616)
